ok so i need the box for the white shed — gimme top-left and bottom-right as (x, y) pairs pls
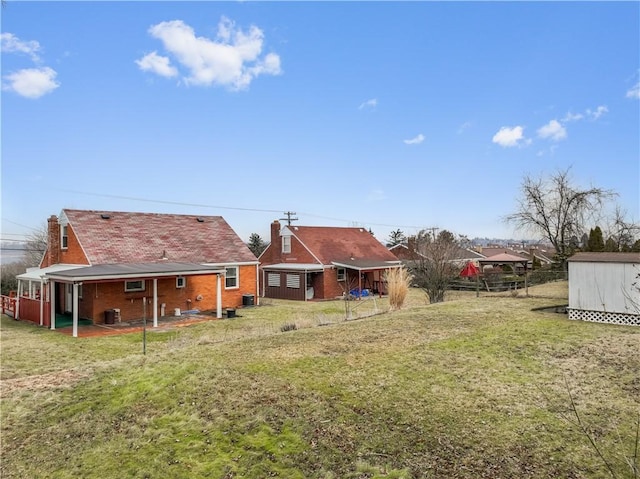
(567, 252), (640, 326)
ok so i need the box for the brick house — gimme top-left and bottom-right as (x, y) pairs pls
(259, 220), (402, 300)
(16, 209), (258, 336)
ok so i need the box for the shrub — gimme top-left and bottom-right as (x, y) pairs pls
(280, 323), (298, 332)
(384, 267), (413, 310)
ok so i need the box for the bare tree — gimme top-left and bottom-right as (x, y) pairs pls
(506, 168), (616, 269)
(605, 205), (640, 252)
(23, 224), (47, 267)
(411, 229), (462, 303)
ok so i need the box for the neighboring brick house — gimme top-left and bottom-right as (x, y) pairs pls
(390, 238), (485, 269)
(259, 220), (402, 300)
(16, 209), (258, 336)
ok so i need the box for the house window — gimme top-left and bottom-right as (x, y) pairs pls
(286, 274), (300, 289)
(61, 225), (68, 249)
(125, 280), (145, 292)
(268, 273), (280, 287)
(282, 235), (291, 254)
(337, 268), (346, 281)
(176, 276), (186, 288)
(78, 284), (83, 299)
(225, 266), (238, 289)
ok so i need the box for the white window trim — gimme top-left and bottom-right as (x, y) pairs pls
(225, 266), (239, 289)
(176, 276), (186, 288)
(282, 235), (291, 254)
(61, 225), (69, 249)
(337, 268), (346, 281)
(125, 280), (145, 292)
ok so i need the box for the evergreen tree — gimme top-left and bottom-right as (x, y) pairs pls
(386, 229), (406, 247)
(587, 226), (605, 252)
(604, 237), (618, 252)
(247, 233), (267, 257)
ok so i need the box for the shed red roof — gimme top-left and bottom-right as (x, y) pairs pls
(62, 209), (257, 265)
(289, 225), (399, 265)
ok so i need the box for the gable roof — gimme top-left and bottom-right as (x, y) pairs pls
(62, 209), (257, 265)
(480, 252), (531, 263)
(568, 252), (640, 264)
(288, 225), (399, 265)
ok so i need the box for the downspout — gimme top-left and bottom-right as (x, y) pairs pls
(153, 278), (158, 328)
(216, 273), (222, 319)
(255, 263), (260, 306)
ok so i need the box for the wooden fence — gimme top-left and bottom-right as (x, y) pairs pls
(1, 295), (17, 318)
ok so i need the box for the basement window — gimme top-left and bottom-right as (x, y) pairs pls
(176, 276), (186, 288)
(125, 280), (145, 292)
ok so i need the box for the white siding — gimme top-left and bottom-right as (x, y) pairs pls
(568, 261), (639, 315)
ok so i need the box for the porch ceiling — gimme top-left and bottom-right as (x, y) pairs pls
(44, 262), (226, 282)
(331, 259), (402, 271)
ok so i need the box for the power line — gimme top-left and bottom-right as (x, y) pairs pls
(52, 188), (428, 230)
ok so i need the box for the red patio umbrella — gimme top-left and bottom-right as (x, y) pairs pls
(459, 261), (480, 278)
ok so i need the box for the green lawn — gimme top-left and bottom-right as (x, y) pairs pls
(1, 283), (639, 478)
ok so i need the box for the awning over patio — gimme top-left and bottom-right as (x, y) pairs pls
(261, 263), (325, 272)
(44, 262), (226, 282)
(16, 264), (87, 282)
(331, 259), (402, 271)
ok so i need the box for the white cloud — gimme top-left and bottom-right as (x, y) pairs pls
(366, 189), (386, 202)
(457, 121), (472, 134)
(403, 134), (425, 145)
(492, 126), (528, 148)
(359, 98), (377, 110)
(627, 82), (640, 100)
(586, 105), (608, 120)
(537, 119), (567, 141)
(1, 33), (41, 62)
(2, 67), (59, 99)
(139, 17), (282, 90)
(562, 111), (583, 122)
(135, 51), (178, 77)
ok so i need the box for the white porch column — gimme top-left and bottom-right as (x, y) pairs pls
(50, 280), (56, 329)
(153, 278), (158, 328)
(39, 278), (44, 326)
(72, 283), (80, 338)
(216, 273), (222, 319)
(16, 279), (22, 319)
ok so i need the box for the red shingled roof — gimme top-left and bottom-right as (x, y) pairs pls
(63, 209), (257, 265)
(289, 225), (399, 264)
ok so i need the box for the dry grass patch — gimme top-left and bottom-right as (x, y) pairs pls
(2, 281), (639, 478)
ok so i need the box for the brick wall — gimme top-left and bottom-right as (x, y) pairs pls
(76, 264), (258, 323)
(59, 224), (90, 265)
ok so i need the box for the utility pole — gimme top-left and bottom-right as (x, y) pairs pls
(427, 227), (439, 240)
(280, 211), (298, 226)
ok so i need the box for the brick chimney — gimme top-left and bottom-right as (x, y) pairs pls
(270, 220), (281, 261)
(46, 215), (60, 267)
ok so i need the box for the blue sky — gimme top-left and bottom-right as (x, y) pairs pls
(2, 1), (639, 246)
